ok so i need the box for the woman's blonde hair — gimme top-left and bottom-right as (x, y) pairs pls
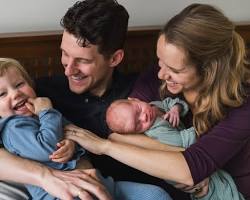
(0, 58), (34, 88)
(160, 4), (250, 135)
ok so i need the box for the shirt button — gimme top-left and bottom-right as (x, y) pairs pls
(84, 98), (89, 103)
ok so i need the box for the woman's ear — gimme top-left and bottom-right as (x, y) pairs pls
(109, 49), (124, 68)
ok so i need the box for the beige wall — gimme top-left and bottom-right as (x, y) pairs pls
(0, 0), (250, 33)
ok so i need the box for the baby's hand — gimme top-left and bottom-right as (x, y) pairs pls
(25, 97), (52, 115)
(49, 139), (76, 163)
(163, 104), (181, 127)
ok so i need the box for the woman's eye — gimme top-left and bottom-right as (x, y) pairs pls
(0, 92), (6, 97)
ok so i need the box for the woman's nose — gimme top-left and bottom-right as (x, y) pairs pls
(158, 67), (170, 80)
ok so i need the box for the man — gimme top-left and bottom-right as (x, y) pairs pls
(36, 0), (140, 180)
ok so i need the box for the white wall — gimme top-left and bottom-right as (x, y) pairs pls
(0, 0), (250, 33)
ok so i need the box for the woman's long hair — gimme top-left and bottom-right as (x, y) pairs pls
(160, 4), (250, 135)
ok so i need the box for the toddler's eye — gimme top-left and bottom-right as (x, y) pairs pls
(16, 81), (25, 88)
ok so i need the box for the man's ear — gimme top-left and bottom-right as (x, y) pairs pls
(109, 49), (124, 68)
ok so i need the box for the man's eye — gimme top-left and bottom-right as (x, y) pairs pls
(78, 59), (92, 64)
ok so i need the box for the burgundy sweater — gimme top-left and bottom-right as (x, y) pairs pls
(130, 64), (250, 199)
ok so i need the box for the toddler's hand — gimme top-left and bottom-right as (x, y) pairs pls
(50, 139), (76, 163)
(163, 104), (181, 127)
(25, 97), (52, 115)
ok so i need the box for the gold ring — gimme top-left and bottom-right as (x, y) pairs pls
(194, 187), (202, 193)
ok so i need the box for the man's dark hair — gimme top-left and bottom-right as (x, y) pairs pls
(61, 0), (129, 58)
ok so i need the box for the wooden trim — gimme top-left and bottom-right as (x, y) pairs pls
(0, 25), (249, 78)
(0, 30), (62, 38)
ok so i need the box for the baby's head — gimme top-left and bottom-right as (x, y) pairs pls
(106, 98), (157, 134)
(0, 58), (36, 118)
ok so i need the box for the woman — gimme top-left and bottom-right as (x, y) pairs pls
(66, 4), (250, 199)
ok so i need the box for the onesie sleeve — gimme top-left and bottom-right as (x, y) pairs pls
(151, 97), (189, 116)
(2, 109), (63, 162)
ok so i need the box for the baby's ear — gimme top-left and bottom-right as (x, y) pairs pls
(127, 97), (139, 101)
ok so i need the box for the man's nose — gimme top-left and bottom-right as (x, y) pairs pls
(64, 59), (78, 76)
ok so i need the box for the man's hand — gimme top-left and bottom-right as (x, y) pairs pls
(41, 167), (112, 200)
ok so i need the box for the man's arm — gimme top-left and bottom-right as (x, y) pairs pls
(0, 148), (73, 199)
(0, 148), (111, 200)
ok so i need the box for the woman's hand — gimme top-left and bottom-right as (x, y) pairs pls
(42, 167), (112, 200)
(64, 124), (108, 155)
(50, 139), (76, 163)
(174, 177), (209, 198)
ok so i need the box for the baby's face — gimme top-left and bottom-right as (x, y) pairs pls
(126, 99), (157, 133)
(0, 67), (36, 117)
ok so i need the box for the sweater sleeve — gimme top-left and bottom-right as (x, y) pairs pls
(2, 109), (63, 162)
(182, 95), (250, 184)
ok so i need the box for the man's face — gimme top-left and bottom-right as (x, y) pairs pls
(60, 31), (114, 96)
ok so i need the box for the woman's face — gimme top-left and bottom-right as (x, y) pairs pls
(156, 35), (201, 101)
